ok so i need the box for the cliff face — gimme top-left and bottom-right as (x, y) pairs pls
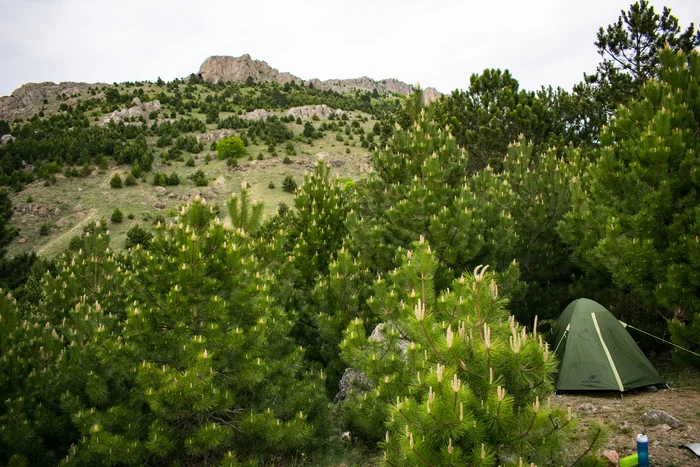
(0, 81), (105, 121)
(198, 55), (441, 103)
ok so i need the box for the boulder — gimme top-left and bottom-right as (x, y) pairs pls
(101, 99), (161, 125)
(200, 189), (218, 200)
(154, 186), (168, 195)
(18, 237), (26, 244)
(576, 403), (597, 412)
(641, 410), (681, 428)
(153, 201), (166, 210)
(240, 109), (271, 121)
(286, 105), (342, 120)
(601, 450), (619, 466)
(0, 134), (15, 146)
(334, 368), (372, 404)
(368, 322), (410, 362)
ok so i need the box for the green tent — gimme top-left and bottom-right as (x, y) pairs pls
(553, 298), (664, 392)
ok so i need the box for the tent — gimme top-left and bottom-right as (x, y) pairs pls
(552, 298), (664, 392)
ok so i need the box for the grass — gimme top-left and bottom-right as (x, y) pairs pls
(8, 112), (377, 259)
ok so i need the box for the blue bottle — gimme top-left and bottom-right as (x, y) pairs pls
(637, 433), (649, 467)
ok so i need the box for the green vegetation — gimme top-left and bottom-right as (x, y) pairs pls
(0, 3), (699, 465)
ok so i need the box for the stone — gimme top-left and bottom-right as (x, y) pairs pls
(195, 55), (441, 103)
(0, 134), (15, 146)
(368, 322), (411, 362)
(286, 105), (342, 120)
(18, 237), (25, 244)
(240, 109), (271, 121)
(100, 98), (161, 125)
(154, 186), (168, 195)
(53, 207), (61, 215)
(200, 189), (218, 200)
(56, 218), (70, 228)
(661, 423), (673, 431)
(72, 204), (84, 213)
(641, 409), (681, 428)
(153, 201), (166, 210)
(601, 450), (619, 466)
(576, 403), (597, 412)
(334, 368), (372, 404)
(619, 421), (631, 433)
(196, 129), (235, 143)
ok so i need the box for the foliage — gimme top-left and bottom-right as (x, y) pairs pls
(559, 47), (700, 363)
(227, 182), (264, 233)
(216, 135), (247, 160)
(282, 175), (297, 193)
(339, 239), (603, 466)
(110, 208), (123, 223)
(110, 173), (123, 188)
(189, 170), (208, 187)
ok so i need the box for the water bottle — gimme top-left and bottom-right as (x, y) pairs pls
(637, 433), (649, 467)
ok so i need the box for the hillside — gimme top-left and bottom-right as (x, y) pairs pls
(0, 58), (406, 257)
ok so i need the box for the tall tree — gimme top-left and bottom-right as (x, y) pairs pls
(577, 0), (699, 136)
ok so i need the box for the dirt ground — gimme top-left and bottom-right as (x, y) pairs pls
(554, 369), (700, 466)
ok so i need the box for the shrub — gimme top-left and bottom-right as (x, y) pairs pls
(124, 174), (137, 186)
(282, 175), (297, 193)
(268, 181), (275, 189)
(216, 135), (246, 160)
(166, 172), (180, 186)
(110, 173), (123, 188)
(189, 170), (208, 186)
(186, 156), (195, 167)
(39, 222), (50, 236)
(283, 156), (292, 164)
(111, 208), (123, 223)
(257, 153), (264, 160)
(125, 224), (153, 248)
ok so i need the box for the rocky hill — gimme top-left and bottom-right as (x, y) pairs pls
(0, 81), (106, 121)
(197, 54), (441, 103)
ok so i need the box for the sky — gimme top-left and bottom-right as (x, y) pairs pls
(1, 0), (698, 97)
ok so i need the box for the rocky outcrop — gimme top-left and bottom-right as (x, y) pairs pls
(286, 105), (343, 120)
(196, 129), (235, 143)
(196, 55), (442, 103)
(100, 97), (161, 125)
(198, 54), (301, 85)
(0, 81), (105, 121)
(240, 109), (272, 121)
(0, 135), (15, 146)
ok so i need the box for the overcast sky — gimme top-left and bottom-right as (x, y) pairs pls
(1, 0), (698, 97)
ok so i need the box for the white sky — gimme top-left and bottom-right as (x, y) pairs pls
(1, 0), (698, 97)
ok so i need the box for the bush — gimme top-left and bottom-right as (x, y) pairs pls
(283, 156), (292, 164)
(110, 173), (123, 188)
(186, 156), (195, 167)
(125, 224), (153, 248)
(257, 153), (264, 160)
(282, 175), (297, 193)
(216, 135), (246, 160)
(127, 213), (135, 220)
(148, 110), (158, 120)
(268, 181), (275, 189)
(124, 174), (137, 186)
(39, 222), (50, 236)
(111, 208), (123, 223)
(189, 170), (208, 186)
(166, 172), (180, 186)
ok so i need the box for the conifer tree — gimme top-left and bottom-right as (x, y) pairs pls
(339, 238), (604, 466)
(62, 197), (329, 465)
(559, 47), (700, 363)
(349, 90), (520, 294)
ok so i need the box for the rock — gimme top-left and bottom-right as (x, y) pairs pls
(53, 207), (61, 216)
(195, 55), (442, 103)
(196, 129), (235, 143)
(286, 105), (343, 120)
(200, 189), (218, 200)
(0, 134), (15, 146)
(576, 403), (597, 412)
(601, 450), (619, 466)
(56, 218), (70, 228)
(368, 322), (411, 362)
(619, 421), (631, 433)
(18, 237), (25, 244)
(641, 409), (681, 428)
(330, 159), (344, 167)
(0, 81), (107, 121)
(168, 193), (178, 199)
(661, 423), (673, 431)
(72, 204), (84, 213)
(153, 201), (166, 210)
(240, 108), (271, 121)
(37, 207), (47, 217)
(75, 212), (85, 220)
(334, 368), (372, 404)
(154, 186), (168, 195)
(100, 99), (161, 125)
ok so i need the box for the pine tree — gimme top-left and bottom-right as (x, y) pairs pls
(349, 90), (520, 293)
(62, 197), (329, 464)
(559, 47), (700, 364)
(339, 238), (604, 466)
